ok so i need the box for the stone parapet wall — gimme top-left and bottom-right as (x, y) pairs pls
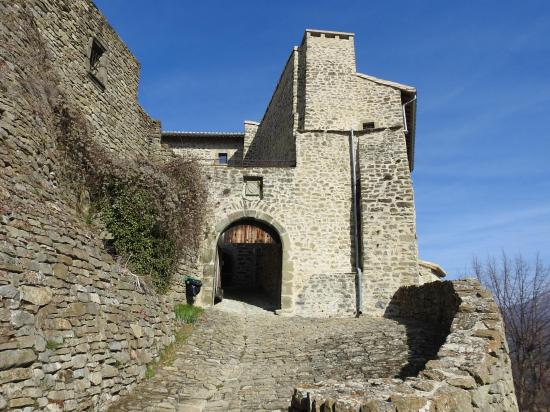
(290, 279), (518, 411)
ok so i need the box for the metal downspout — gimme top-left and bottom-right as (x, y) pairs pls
(402, 94), (417, 134)
(349, 129), (363, 316)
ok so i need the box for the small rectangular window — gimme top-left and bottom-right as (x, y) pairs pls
(218, 153), (228, 165)
(363, 122), (375, 130)
(90, 38), (105, 71)
(88, 37), (106, 90)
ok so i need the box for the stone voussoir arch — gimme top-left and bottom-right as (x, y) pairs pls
(199, 209), (294, 314)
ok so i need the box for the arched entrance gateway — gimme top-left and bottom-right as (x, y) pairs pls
(214, 218), (282, 310)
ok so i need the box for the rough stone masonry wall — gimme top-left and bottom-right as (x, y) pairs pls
(294, 272), (356, 317)
(299, 31), (404, 131)
(245, 49), (298, 162)
(0, 1), (176, 410)
(359, 128), (419, 316)
(291, 279), (518, 412)
(25, 0), (163, 159)
(187, 130), (357, 316)
(164, 135), (244, 165)
(295, 30), (420, 315)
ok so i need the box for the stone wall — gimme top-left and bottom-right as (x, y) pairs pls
(256, 244), (282, 302)
(23, 0), (162, 160)
(162, 134), (244, 165)
(245, 49), (298, 162)
(299, 30), (405, 132)
(218, 243), (282, 303)
(291, 279), (519, 411)
(359, 127), (419, 315)
(0, 1), (176, 410)
(243, 121), (259, 159)
(0, 216), (175, 411)
(294, 272), (356, 317)
(219, 244), (257, 289)
(299, 30), (357, 131)
(189, 129), (358, 317)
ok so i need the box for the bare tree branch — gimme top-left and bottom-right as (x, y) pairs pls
(470, 252), (549, 411)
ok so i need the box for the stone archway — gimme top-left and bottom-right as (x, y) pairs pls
(216, 218), (281, 310)
(199, 210), (294, 314)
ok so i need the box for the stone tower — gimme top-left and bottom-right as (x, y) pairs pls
(163, 29), (442, 316)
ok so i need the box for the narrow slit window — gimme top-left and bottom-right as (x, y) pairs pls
(90, 38), (105, 72)
(88, 37), (107, 90)
(218, 153), (228, 165)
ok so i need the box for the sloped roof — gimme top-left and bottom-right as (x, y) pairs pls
(162, 131), (244, 138)
(355, 72), (416, 92)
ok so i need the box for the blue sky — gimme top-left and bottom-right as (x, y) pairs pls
(94, 0), (550, 278)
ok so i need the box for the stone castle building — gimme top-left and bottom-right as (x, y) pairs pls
(162, 29), (445, 316)
(0, 1), (517, 410)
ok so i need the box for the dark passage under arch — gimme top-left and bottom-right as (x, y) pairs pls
(215, 218), (282, 310)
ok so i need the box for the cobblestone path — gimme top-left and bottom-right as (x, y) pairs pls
(110, 303), (440, 412)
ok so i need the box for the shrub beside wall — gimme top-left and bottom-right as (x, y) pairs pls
(55, 104), (207, 292)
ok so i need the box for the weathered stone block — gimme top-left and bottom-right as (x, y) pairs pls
(8, 397), (35, 408)
(10, 310), (35, 328)
(0, 368), (33, 384)
(101, 364), (119, 378)
(0, 349), (37, 371)
(0, 285), (19, 299)
(130, 323), (143, 338)
(89, 371), (102, 386)
(19, 286), (53, 306)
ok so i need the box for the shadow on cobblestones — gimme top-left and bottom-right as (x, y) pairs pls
(109, 306), (449, 411)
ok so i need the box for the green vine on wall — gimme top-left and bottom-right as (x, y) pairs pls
(100, 185), (176, 292)
(54, 104), (206, 293)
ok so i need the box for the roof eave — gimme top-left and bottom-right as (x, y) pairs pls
(162, 131), (244, 138)
(355, 72), (416, 93)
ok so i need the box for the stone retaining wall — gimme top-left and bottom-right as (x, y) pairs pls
(291, 279), (518, 411)
(0, 1), (176, 410)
